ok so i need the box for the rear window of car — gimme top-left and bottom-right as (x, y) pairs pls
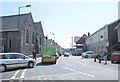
(0, 54), (8, 59)
(112, 52), (120, 55)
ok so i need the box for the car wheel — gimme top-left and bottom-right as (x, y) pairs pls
(111, 61), (114, 63)
(85, 55), (88, 58)
(28, 62), (34, 68)
(0, 65), (6, 72)
(53, 60), (56, 64)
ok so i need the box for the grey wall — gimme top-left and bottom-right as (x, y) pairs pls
(1, 31), (20, 53)
(20, 15), (34, 55)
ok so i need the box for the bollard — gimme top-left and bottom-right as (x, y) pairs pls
(94, 57), (96, 62)
(99, 57), (101, 63)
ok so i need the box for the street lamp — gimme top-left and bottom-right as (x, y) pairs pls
(46, 33), (55, 46)
(18, 4), (31, 30)
(17, 5), (31, 52)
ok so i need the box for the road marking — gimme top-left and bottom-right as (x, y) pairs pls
(48, 77), (53, 80)
(24, 72), (84, 79)
(72, 57), (118, 72)
(20, 69), (27, 79)
(10, 70), (20, 79)
(38, 77), (41, 80)
(63, 67), (95, 77)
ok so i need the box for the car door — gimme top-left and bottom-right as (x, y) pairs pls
(3, 54), (20, 68)
(17, 54), (28, 67)
(86, 52), (94, 57)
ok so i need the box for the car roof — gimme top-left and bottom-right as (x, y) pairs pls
(86, 51), (94, 52)
(113, 51), (120, 52)
(0, 53), (22, 55)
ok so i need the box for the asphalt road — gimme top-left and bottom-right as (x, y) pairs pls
(0, 55), (119, 81)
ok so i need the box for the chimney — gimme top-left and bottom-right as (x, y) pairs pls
(88, 32), (90, 37)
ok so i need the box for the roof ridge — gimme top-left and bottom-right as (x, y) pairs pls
(0, 12), (31, 18)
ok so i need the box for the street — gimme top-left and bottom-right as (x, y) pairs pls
(0, 55), (119, 81)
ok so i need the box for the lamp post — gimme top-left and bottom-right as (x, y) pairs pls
(46, 33), (55, 46)
(17, 5), (31, 53)
(18, 4), (31, 30)
(18, 4), (31, 39)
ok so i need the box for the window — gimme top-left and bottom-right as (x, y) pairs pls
(2, 55), (8, 59)
(26, 30), (29, 44)
(2, 54), (19, 59)
(32, 32), (34, 44)
(8, 38), (11, 48)
(18, 54), (27, 59)
(40, 35), (41, 45)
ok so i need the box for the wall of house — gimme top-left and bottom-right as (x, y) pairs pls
(108, 20), (120, 51)
(118, 27), (120, 42)
(0, 32), (2, 52)
(20, 15), (34, 55)
(34, 22), (45, 54)
(1, 31), (20, 53)
(86, 26), (108, 54)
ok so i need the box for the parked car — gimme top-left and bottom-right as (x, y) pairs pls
(0, 53), (36, 72)
(82, 51), (97, 58)
(64, 52), (69, 57)
(110, 51), (120, 63)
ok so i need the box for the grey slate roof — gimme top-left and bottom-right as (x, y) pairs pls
(0, 13), (31, 32)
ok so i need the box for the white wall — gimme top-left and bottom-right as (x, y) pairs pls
(86, 26), (108, 45)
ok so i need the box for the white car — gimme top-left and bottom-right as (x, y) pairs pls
(82, 51), (97, 58)
(64, 52), (69, 57)
(0, 53), (36, 72)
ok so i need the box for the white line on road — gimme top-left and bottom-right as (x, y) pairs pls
(63, 67), (95, 77)
(20, 69), (27, 79)
(10, 70), (20, 79)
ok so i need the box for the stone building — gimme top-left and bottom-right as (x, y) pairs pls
(34, 21), (44, 54)
(0, 13), (44, 55)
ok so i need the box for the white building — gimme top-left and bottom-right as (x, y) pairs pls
(86, 25), (108, 54)
(86, 19), (120, 54)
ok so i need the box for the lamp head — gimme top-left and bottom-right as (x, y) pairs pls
(26, 5), (31, 7)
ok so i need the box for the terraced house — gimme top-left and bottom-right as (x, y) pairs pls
(86, 19), (120, 55)
(0, 13), (44, 55)
(116, 24), (120, 49)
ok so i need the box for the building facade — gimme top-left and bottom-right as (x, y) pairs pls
(117, 1), (120, 46)
(86, 19), (120, 54)
(118, 26), (120, 43)
(34, 22), (44, 54)
(0, 13), (45, 55)
(76, 34), (87, 52)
